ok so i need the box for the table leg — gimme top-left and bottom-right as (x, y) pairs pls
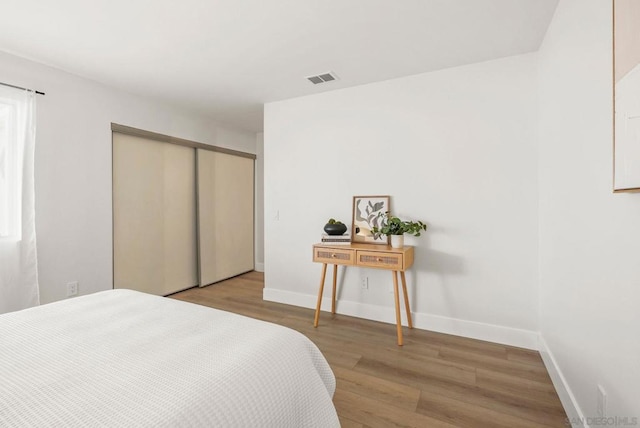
(331, 264), (337, 314)
(392, 270), (403, 346)
(314, 263), (328, 327)
(400, 271), (413, 329)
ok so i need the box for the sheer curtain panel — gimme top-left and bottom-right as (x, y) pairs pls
(0, 87), (39, 313)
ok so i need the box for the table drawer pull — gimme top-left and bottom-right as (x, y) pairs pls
(331, 254), (337, 258)
(377, 258), (383, 262)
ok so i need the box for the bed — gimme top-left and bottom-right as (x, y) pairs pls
(0, 289), (339, 427)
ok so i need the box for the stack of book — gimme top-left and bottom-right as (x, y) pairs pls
(321, 233), (351, 244)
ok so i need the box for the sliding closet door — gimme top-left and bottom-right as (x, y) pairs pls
(113, 133), (198, 295)
(197, 149), (254, 286)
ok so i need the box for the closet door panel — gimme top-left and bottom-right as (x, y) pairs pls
(113, 133), (197, 295)
(113, 134), (164, 294)
(162, 143), (198, 294)
(198, 150), (254, 286)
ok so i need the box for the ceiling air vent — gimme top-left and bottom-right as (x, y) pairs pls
(306, 72), (338, 85)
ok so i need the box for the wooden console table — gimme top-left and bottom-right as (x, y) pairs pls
(312, 242), (414, 346)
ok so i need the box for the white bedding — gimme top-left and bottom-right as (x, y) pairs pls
(0, 289), (339, 427)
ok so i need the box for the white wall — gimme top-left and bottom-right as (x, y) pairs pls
(538, 0), (640, 422)
(0, 50), (256, 305)
(264, 54), (540, 349)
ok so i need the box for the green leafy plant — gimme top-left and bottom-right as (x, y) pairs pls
(371, 212), (427, 238)
(326, 218), (344, 225)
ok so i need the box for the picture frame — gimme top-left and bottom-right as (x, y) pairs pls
(351, 195), (390, 245)
(613, 0), (640, 192)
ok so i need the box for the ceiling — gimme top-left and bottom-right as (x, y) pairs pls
(0, 0), (558, 132)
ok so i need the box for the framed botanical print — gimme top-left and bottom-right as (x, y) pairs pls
(351, 195), (390, 244)
(613, 0), (640, 191)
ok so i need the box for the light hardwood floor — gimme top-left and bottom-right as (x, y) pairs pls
(171, 271), (567, 428)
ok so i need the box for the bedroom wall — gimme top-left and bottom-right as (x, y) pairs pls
(0, 50), (256, 305)
(538, 0), (640, 421)
(264, 53), (540, 349)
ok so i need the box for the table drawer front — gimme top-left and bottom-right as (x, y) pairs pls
(356, 251), (404, 269)
(314, 248), (355, 265)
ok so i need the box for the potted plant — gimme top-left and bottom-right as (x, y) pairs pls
(371, 212), (427, 248)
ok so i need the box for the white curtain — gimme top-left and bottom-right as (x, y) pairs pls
(0, 87), (39, 314)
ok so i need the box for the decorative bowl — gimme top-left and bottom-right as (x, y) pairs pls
(323, 223), (347, 236)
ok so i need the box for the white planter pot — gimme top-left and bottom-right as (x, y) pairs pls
(390, 234), (404, 248)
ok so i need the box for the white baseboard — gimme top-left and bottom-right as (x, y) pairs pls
(254, 262), (265, 272)
(413, 312), (539, 350)
(539, 336), (586, 428)
(262, 288), (538, 350)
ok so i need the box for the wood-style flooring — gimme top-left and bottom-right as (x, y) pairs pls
(171, 271), (567, 428)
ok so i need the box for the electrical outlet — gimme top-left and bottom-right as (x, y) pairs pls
(66, 281), (79, 297)
(597, 384), (607, 417)
(361, 277), (369, 290)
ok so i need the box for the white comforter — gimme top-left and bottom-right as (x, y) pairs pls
(0, 289), (339, 427)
